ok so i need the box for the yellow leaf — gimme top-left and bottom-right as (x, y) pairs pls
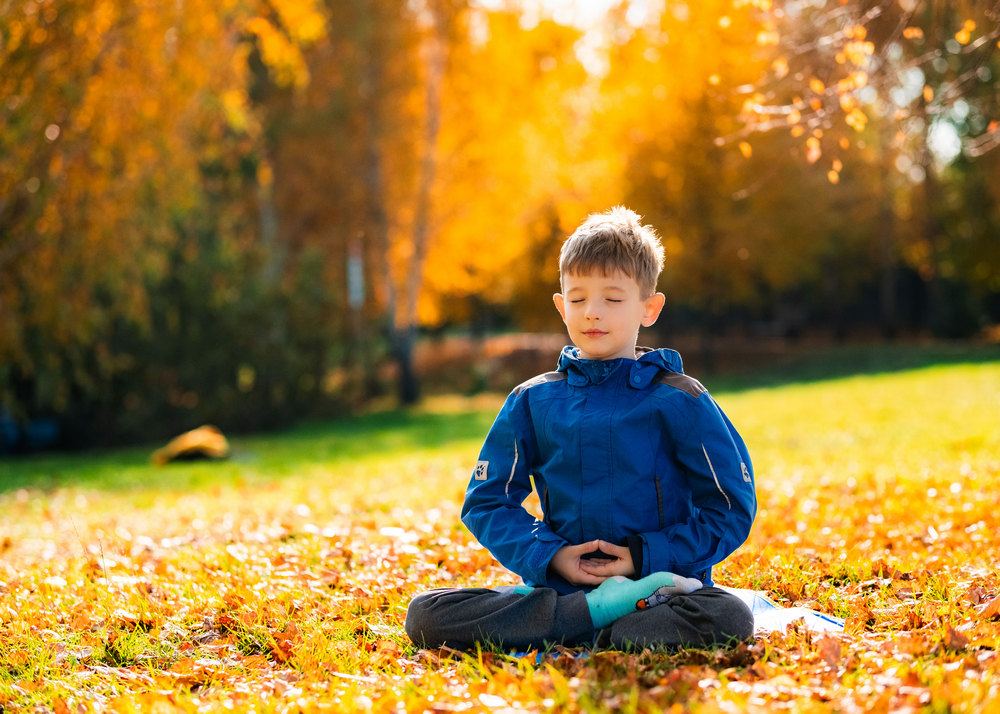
(923, 85), (934, 102)
(903, 26), (924, 39)
(806, 137), (822, 163)
(809, 78), (826, 94)
(846, 108), (868, 131)
(827, 170), (840, 184)
(739, 141), (752, 158)
(772, 57), (789, 78)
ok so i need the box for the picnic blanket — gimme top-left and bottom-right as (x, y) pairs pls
(721, 587), (845, 633)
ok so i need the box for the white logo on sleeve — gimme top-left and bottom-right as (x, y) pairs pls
(474, 461), (489, 480)
(741, 462), (751, 483)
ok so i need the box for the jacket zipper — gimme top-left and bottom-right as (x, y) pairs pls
(654, 476), (665, 529)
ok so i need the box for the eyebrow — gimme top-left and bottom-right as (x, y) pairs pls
(566, 285), (627, 294)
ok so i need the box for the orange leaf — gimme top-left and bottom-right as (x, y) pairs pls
(846, 108), (868, 131)
(979, 594), (1000, 619)
(943, 624), (969, 651)
(817, 636), (842, 667)
(806, 137), (822, 163)
(739, 141), (753, 158)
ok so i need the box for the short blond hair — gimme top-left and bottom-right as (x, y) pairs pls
(559, 206), (664, 297)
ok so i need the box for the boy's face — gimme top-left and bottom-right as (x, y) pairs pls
(553, 269), (665, 361)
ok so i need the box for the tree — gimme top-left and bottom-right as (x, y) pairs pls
(0, 0), (328, 444)
(729, 0), (1000, 335)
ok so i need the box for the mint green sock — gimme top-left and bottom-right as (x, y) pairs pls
(584, 572), (703, 629)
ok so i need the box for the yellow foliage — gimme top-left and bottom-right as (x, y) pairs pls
(845, 108), (868, 132)
(806, 137), (822, 164)
(271, 0), (327, 44)
(246, 16), (310, 86)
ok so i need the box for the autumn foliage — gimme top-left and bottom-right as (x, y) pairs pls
(2, 0), (999, 447)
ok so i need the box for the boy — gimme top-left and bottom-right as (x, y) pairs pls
(405, 207), (756, 651)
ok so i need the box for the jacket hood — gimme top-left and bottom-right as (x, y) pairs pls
(556, 345), (684, 387)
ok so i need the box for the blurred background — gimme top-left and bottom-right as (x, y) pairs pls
(2, 0), (998, 452)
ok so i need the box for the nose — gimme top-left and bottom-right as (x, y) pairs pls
(584, 299), (601, 320)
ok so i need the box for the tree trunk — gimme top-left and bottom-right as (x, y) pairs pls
(877, 124), (898, 340)
(396, 5), (448, 405)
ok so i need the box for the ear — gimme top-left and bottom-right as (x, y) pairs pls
(553, 293), (567, 323)
(641, 292), (665, 327)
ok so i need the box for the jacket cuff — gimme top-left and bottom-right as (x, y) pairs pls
(625, 536), (644, 579)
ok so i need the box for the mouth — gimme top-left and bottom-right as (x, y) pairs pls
(582, 330), (608, 337)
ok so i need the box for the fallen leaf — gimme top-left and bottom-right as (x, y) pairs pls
(943, 625), (969, 651)
(817, 636), (842, 668)
(977, 594), (1000, 619)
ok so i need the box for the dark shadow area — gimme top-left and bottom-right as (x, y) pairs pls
(703, 341), (1000, 393)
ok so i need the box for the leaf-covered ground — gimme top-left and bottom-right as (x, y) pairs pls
(2, 357), (1000, 712)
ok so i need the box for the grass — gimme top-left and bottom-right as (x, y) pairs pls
(1, 345), (999, 712)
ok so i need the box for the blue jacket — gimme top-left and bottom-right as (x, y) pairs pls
(461, 346), (755, 594)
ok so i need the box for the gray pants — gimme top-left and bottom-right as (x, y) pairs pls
(405, 585), (753, 652)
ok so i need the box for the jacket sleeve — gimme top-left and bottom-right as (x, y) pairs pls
(639, 392), (756, 581)
(460, 390), (567, 586)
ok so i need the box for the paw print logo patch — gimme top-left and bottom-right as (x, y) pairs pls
(741, 462), (751, 483)
(474, 461), (489, 480)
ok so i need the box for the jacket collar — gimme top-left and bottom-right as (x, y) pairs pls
(556, 345), (685, 387)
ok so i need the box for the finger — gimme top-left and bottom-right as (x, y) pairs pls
(580, 560), (629, 577)
(595, 540), (629, 557)
(564, 541), (596, 557)
(570, 572), (608, 586)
